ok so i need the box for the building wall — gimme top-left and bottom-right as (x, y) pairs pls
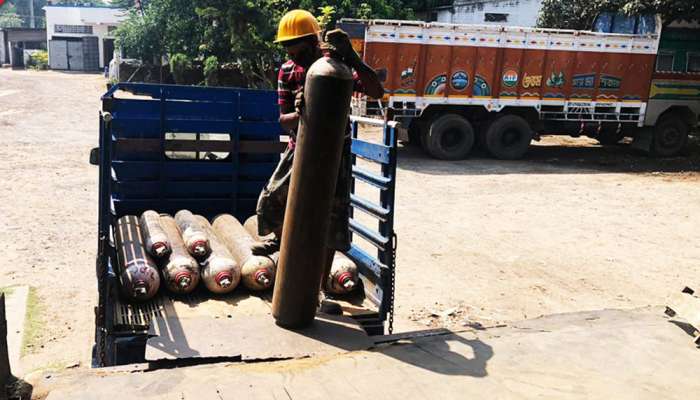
(44, 6), (126, 69)
(436, 0), (543, 27)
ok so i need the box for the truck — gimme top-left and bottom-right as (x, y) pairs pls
(91, 83), (399, 366)
(340, 14), (700, 160)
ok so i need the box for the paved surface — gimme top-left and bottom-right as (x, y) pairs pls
(37, 307), (700, 399)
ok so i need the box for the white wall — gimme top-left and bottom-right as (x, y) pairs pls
(437, 0), (542, 27)
(44, 6), (126, 69)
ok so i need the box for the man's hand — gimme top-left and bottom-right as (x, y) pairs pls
(323, 29), (362, 69)
(294, 88), (304, 115)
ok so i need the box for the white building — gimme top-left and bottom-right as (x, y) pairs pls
(44, 4), (127, 71)
(431, 0), (543, 27)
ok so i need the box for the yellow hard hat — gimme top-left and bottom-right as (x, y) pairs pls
(275, 9), (321, 43)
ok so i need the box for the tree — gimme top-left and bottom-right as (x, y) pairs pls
(113, 0), (421, 87)
(538, 0), (700, 30)
(0, 3), (22, 28)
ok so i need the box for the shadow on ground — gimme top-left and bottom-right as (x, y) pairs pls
(376, 329), (493, 377)
(398, 136), (700, 176)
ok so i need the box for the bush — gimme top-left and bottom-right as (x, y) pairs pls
(203, 55), (219, 86)
(27, 50), (49, 70)
(169, 53), (192, 84)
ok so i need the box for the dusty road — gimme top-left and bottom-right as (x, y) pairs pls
(1, 69), (699, 375)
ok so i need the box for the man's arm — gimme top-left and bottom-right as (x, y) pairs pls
(324, 29), (384, 99)
(354, 62), (384, 99)
(279, 103), (299, 132)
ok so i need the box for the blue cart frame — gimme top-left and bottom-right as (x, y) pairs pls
(93, 83), (399, 367)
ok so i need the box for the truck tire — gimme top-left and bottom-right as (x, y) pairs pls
(424, 114), (475, 160)
(406, 120), (423, 146)
(484, 114), (532, 160)
(596, 123), (625, 145)
(652, 115), (688, 157)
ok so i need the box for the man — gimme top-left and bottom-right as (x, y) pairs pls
(252, 9), (383, 259)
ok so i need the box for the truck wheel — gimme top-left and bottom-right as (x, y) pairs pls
(596, 124), (625, 145)
(484, 114), (532, 160)
(652, 115), (688, 157)
(406, 120), (423, 146)
(424, 114), (475, 160)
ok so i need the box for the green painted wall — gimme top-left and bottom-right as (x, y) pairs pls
(658, 28), (700, 72)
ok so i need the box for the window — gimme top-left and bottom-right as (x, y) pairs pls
(593, 13), (613, 33)
(687, 52), (700, 73)
(635, 14), (656, 35)
(484, 13), (508, 23)
(611, 15), (635, 34)
(54, 25), (93, 34)
(656, 51), (674, 72)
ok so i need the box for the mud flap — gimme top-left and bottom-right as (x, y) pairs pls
(631, 126), (653, 154)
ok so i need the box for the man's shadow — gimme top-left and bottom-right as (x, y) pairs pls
(375, 329), (493, 377)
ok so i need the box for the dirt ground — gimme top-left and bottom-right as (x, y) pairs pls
(1, 69), (699, 376)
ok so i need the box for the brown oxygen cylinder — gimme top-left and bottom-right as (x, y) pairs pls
(174, 209), (211, 259)
(114, 215), (161, 301)
(272, 56), (354, 328)
(139, 210), (171, 259)
(325, 252), (359, 295)
(160, 214), (200, 294)
(194, 215), (241, 294)
(212, 214), (276, 291)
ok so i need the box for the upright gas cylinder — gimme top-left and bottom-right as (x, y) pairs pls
(160, 214), (200, 294)
(139, 210), (171, 259)
(212, 214), (276, 291)
(194, 215), (241, 294)
(175, 209), (211, 259)
(325, 252), (359, 295)
(272, 55), (354, 328)
(114, 215), (161, 301)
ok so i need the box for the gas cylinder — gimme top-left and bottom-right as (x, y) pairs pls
(114, 215), (161, 302)
(139, 210), (171, 259)
(159, 214), (200, 294)
(174, 209), (210, 259)
(272, 55), (354, 328)
(212, 214), (276, 291)
(194, 215), (241, 294)
(325, 252), (359, 295)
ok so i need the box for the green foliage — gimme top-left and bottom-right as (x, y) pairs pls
(203, 55), (219, 86)
(538, 0), (700, 29)
(169, 53), (192, 84)
(317, 5), (335, 29)
(114, 0), (420, 87)
(0, 3), (24, 28)
(27, 50), (49, 70)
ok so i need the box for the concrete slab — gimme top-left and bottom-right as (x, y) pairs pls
(41, 307), (700, 400)
(4, 286), (28, 374)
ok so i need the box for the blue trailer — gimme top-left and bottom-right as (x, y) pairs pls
(91, 83), (399, 367)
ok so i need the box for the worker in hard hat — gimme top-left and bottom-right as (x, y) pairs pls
(252, 9), (383, 259)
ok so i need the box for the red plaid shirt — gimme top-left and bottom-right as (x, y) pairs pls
(278, 58), (362, 149)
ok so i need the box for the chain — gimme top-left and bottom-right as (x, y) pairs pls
(388, 232), (397, 335)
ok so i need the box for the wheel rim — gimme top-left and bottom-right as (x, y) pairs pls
(659, 126), (681, 149)
(501, 128), (520, 148)
(441, 127), (464, 151)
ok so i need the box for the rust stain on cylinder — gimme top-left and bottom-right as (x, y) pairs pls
(160, 214), (201, 294)
(139, 210), (171, 259)
(175, 209), (211, 259)
(272, 56), (354, 329)
(212, 214), (276, 291)
(115, 215), (161, 302)
(195, 215), (241, 294)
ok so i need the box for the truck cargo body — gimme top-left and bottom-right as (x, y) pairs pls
(92, 83), (399, 366)
(342, 17), (699, 159)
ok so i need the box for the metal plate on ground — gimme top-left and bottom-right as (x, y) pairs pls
(145, 312), (372, 361)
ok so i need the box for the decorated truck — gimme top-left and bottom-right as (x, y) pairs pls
(341, 14), (699, 160)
